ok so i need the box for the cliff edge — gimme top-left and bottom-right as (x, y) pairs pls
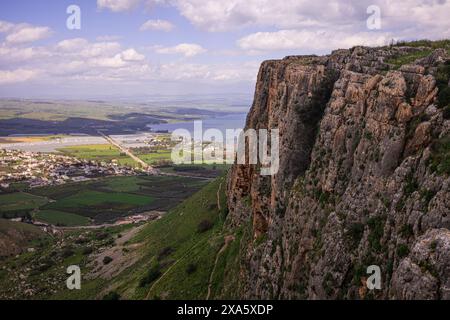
(226, 41), (450, 299)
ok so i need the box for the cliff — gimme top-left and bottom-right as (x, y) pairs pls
(226, 41), (450, 299)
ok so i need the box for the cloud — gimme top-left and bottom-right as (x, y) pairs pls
(0, 20), (52, 44)
(168, 0), (450, 36)
(140, 19), (175, 32)
(120, 48), (145, 61)
(155, 43), (206, 57)
(0, 68), (38, 84)
(238, 29), (392, 52)
(97, 0), (141, 12)
(0, 21), (14, 33)
(156, 61), (259, 82)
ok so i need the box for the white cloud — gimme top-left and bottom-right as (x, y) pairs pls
(120, 48), (145, 61)
(0, 21), (52, 44)
(0, 68), (38, 84)
(238, 29), (392, 52)
(0, 21), (14, 33)
(140, 19), (175, 32)
(168, 0), (450, 36)
(155, 43), (206, 57)
(97, 0), (141, 12)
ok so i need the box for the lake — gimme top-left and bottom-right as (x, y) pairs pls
(149, 113), (248, 137)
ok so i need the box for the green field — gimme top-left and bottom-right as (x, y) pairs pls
(139, 151), (172, 164)
(47, 190), (153, 208)
(0, 192), (48, 212)
(57, 144), (137, 167)
(34, 210), (90, 227)
(25, 175), (207, 224)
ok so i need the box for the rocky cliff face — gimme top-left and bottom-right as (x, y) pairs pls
(226, 43), (450, 300)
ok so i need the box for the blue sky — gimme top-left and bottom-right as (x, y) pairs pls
(0, 0), (449, 99)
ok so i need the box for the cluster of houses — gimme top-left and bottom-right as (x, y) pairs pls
(0, 149), (142, 190)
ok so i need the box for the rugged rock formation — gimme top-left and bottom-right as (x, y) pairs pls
(226, 43), (450, 299)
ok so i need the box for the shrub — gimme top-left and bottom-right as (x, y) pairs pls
(61, 248), (74, 258)
(367, 216), (386, 252)
(103, 256), (113, 265)
(157, 246), (173, 261)
(197, 219), (214, 233)
(139, 265), (161, 287)
(404, 173), (418, 196)
(95, 232), (108, 240)
(397, 244), (410, 258)
(186, 263), (197, 275)
(443, 106), (450, 120)
(82, 247), (93, 255)
(428, 135), (450, 175)
(346, 223), (365, 247)
(400, 224), (414, 238)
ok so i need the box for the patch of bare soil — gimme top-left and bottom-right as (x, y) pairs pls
(86, 224), (145, 281)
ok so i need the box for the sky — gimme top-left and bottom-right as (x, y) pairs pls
(0, 0), (449, 99)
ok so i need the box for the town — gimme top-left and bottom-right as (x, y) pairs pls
(0, 148), (149, 191)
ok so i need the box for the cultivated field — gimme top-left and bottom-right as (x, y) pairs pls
(0, 175), (207, 226)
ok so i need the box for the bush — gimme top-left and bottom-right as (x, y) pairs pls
(139, 265), (161, 287)
(95, 232), (108, 240)
(345, 223), (365, 247)
(443, 106), (450, 120)
(400, 224), (414, 238)
(397, 244), (410, 258)
(61, 248), (74, 258)
(103, 256), (113, 265)
(429, 135), (450, 175)
(197, 219), (214, 233)
(367, 216), (386, 252)
(186, 263), (197, 275)
(157, 246), (173, 261)
(82, 247), (94, 255)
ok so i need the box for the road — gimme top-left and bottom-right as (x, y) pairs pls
(98, 131), (159, 174)
(99, 131), (216, 181)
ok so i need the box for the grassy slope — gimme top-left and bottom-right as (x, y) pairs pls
(115, 176), (229, 300)
(51, 175), (243, 300)
(0, 219), (46, 258)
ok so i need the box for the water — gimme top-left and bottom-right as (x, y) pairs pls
(0, 113), (249, 152)
(149, 113), (248, 137)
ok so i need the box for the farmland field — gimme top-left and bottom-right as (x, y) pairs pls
(0, 192), (48, 213)
(34, 210), (90, 227)
(57, 144), (137, 166)
(23, 175), (208, 225)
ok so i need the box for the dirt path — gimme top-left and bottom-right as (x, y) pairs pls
(216, 181), (223, 211)
(206, 235), (235, 300)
